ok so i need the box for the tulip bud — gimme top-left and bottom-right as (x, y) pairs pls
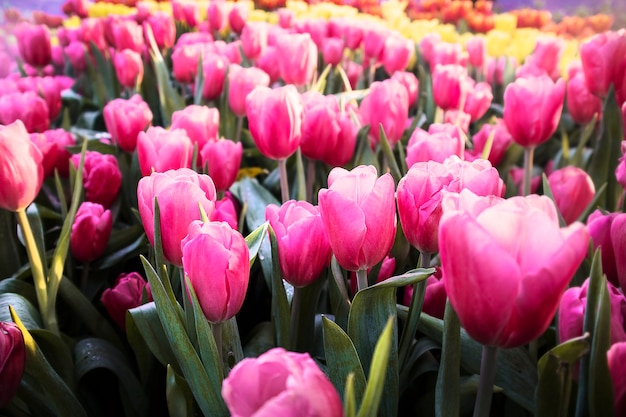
(464, 81), (493, 122)
(548, 166), (595, 224)
(103, 94), (153, 153)
(29, 128), (75, 178)
(137, 127), (193, 177)
(432, 64), (472, 111)
(406, 123), (464, 167)
(608, 342), (626, 416)
(228, 2), (248, 35)
(207, 0), (227, 33)
(275, 33), (318, 87)
(322, 37), (344, 66)
(227, 64), (270, 117)
(70, 202), (113, 263)
(144, 11), (176, 50)
(391, 71), (419, 108)
(101, 272), (152, 331)
(359, 78), (409, 148)
(0, 91), (50, 133)
(200, 139), (242, 192)
(15, 23), (51, 68)
(382, 35), (414, 75)
(0, 321), (26, 408)
(0, 120), (44, 212)
(241, 22), (268, 62)
(466, 118), (513, 166)
(114, 49), (144, 89)
(566, 72), (603, 126)
(113, 19), (144, 54)
(202, 52), (228, 101)
(211, 192), (239, 230)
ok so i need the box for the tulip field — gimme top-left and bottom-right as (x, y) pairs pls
(1, 0), (626, 416)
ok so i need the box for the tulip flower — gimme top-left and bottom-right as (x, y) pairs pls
(137, 168), (216, 266)
(278, 8), (294, 29)
(211, 192), (239, 230)
(137, 126), (193, 177)
(318, 165), (396, 278)
(548, 166), (595, 224)
(101, 272), (152, 331)
(403, 267), (447, 320)
(465, 35), (486, 73)
(580, 30), (626, 98)
(266, 200), (332, 287)
(29, 128), (75, 178)
(465, 119), (513, 166)
(71, 151), (122, 208)
(0, 91), (50, 133)
(586, 210), (626, 288)
(526, 36), (565, 80)
(406, 123), (465, 167)
(171, 44), (206, 85)
(300, 91), (341, 163)
(0, 120), (44, 212)
(64, 41), (89, 74)
(70, 202), (113, 263)
(181, 220), (249, 323)
(275, 33), (318, 87)
(255, 46), (281, 85)
(113, 49), (144, 89)
(17, 76), (64, 122)
(381, 34), (414, 75)
(0, 321), (25, 409)
(429, 41), (465, 69)
(227, 64), (270, 118)
(240, 22), (268, 62)
(432, 64), (473, 111)
(207, 0), (227, 34)
(322, 37), (344, 66)
(359, 78), (409, 148)
(391, 71), (419, 108)
(200, 139), (242, 192)
(201, 52), (228, 101)
(362, 25), (388, 66)
(566, 72), (603, 126)
(171, 105), (220, 152)
(79, 18), (107, 52)
(228, 2), (248, 35)
(439, 189), (589, 348)
(464, 81), (493, 122)
(144, 11), (176, 50)
(103, 94), (153, 153)
(15, 23), (51, 68)
(112, 19), (144, 54)
(607, 342), (626, 416)
(222, 347), (342, 417)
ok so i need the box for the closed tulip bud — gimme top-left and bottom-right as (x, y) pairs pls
(300, 91), (341, 163)
(430, 41), (465, 69)
(15, 23), (51, 68)
(79, 18), (107, 52)
(144, 11), (176, 50)
(201, 52), (228, 101)
(278, 8), (294, 29)
(332, 110), (359, 167)
(503, 74), (565, 148)
(256, 46), (281, 85)
(137, 126), (193, 177)
(567, 72), (603, 126)
(0, 321), (25, 409)
(246, 85), (303, 160)
(419, 33), (441, 67)
(64, 41), (88, 74)
(611, 214), (626, 292)
(211, 193), (239, 230)
(465, 35), (486, 70)
(138, 168), (216, 266)
(464, 81), (493, 122)
(266, 201), (332, 287)
(113, 19), (144, 54)
(172, 0), (200, 28)
(466, 118), (513, 166)
(29, 129), (75, 178)
(228, 2), (248, 35)
(345, 61), (363, 90)
(240, 22), (268, 61)
(101, 272), (152, 331)
(113, 49), (144, 89)
(71, 151), (122, 208)
(222, 347), (342, 417)
(586, 210), (624, 287)
(322, 37), (344, 66)
(432, 64), (473, 111)
(171, 105), (220, 152)
(70, 202), (112, 263)
(275, 33), (318, 87)
(548, 166), (595, 224)
(382, 35), (414, 75)
(527, 36), (565, 80)
(228, 64), (270, 117)
(363, 25), (388, 65)
(391, 71), (419, 108)
(608, 342), (626, 416)
(580, 30), (626, 98)
(406, 124), (464, 167)
(0, 91), (50, 133)
(17, 76), (64, 122)
(318, 165), (397, 272)
(103, 94), (153, 153)
(208, 0), (227, 33)
(171, 44), (205, 85)
(359, 78), (409, 148)
(439, 189), (589, 348)
(182, 221), (249, 322)
(0, 120), (44, 212)
(200, 139), (242, 192)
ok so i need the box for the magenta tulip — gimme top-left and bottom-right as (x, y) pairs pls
(241, 22), (268, 61)
(432, 64), (472, 111)
(101, 272), (152, 331)
(71, 151), (122, 208)
(29, 129), (75, 179)
(202, 52), (228, 101)
(566, 72), (603, 126)
(359, 78), (409, 148)
(171, 44), (205, 85)
(211, 193), (239, 230)
(207, 0), (227, 33)
(0, 120), (44, 212)
(607, 342), (626, 416)
(171, 105), (220, 152)
(580, 30), (626, 98)
(465, 36), (486, 71)
(15, 23), (51, 68)
(137, 168), (216, 266)
(403, 267), (447, 320)
(144, 11), (176, 50)
(382, 35), (414, 75)
(112, 19), (144, 54)
(464, 81), (493, 122)
(114, 48), (144, 89)
(587, 210), (625, 288)
(228, 2), (248, 34)
(465, 118), (513, 166)
(439, 190), (589, 348)
(405, 123), (464, 167)
(0, 321), (25, 409)
(70, 202), (113, 263)
(322, 37), (344, 66)
(222, 347), (342, 417)
(0, 91), (50, 133)
(548, 166), (595, 224)
(227, 64), (270, 117)
(318, 165), (397, 272)
(275, 33), (318, 87)
(391, 71), (419, 108)
(103, 94), (153, 153)
(137, 126), (193, 177)
(300, 91), (341, 163)
(200, 139), (242, 192)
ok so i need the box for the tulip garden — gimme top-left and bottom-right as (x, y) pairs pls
(1, 0), (626, 415)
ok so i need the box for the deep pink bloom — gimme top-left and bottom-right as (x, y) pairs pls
(71, 151), (122, 208)
(587, 210), (625, 288)
(548, 166), (595, 224)
(182, 220), (249, 323)
(0, 120), (44, 212)
(464, 81), (493, 122)
(171, 105), (220, 152)
(465, 36), (486, 71)
(439, 190), (589, 348)
(403, 267), (447, 320)
(29, 128), (75, 178)
(278, 8), (295, 29)
(137, 126), (193, 177)
(391, 71), (419, 108)
(207, 0), (228, 33)
(567, 72), (603, 126)
(503, 74), (565, 148)
(79, 18), (107, 52)
(465, 118), (513, 166)
(16, 76), (64, 122)
(381, 35), (414, 75)
(429, 41), (465, 69)
(607, 342), (626, 416)
(362, 25), (388, 65)
(256, 46), (281, 85)
(275, 33), (318, 87)
(171, 44), (206, 85)
(137, 168), (216, 266)
(318, 165), (397, 272)
(200, 139), (242, 192)
(241, 22), (268, 61)
(211, 193), (239, 230)
(70, 202), (113, 263)
(359, 78), (409, 148)
(113, 19), (144, 54)
(202, 52), (229, 101)
(526, 36), (565, 80)
(0, 91), (50, 133)
(103, 94), (153, 153)
(322, 37), (344, 66)
(228, 64), (270, 117)
(266, 201), (332, 287)
(101, 272), (152, 331)
(432, 64), (472, 111)
(245, 85), (303, 160)
(228, 2), (248, 35)
(144, 11), (176, 50)
(406, 123), (464, 167)
(0, 321), (25, 409)
(172, 0), (201, 28)
(15, 23), (51, 68)
(300, 91), (342, 163)
(222, 347), (342, 417)
(114, 49), (144, 89)
(580, 30), (626, 98)
(64, 41), (89, 73)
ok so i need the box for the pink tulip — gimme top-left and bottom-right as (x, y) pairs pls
(332, 109), (359, 167)
(0, 91), (49, 133)
(419, 33), (442, 67)
(580, 30), (626, 98)
(465, 118), (513, 166)
(464, 81), (493, 122)
(432, 64), (472, 111)
(137, 168), (216, 266)
(241, 22), (268, 61)
(567, 72), (603, 126)
(363, 25), (388, 65)
(211, 193), (239, 230)
(391, 71), (419, 108)
(300, 91), (341, 163)
(15, 23), (51, 68)
(607, 342), (626, 416)
(201, 52), (229, 101)
(17, 76), (64, 122)
(113, 19), (144, 54)
(114, 48), (144, 89)
(359, 78), (409, 148)
(222, 347), (342, 417)
(137, 126), (193, 177)
(439, 190), (589, 348)
(246, 85), (303, 161)
(548, 166), (595, 224)
(71, 151), (122, 208)
(266, 200), (332, 287)
(322, 37), (345, 66)
(0, 120), (44, 212)
(429, 41), (465, 69)
(228, 64), (270, 117)
(278, 8), (295, 29)
(64, 41), (89, 74)
(255, 46), (281, 85)
(79, 18), (107, 52)
(275, 33), (318, 87)
(345, 61), (363, 90)
(406, 123), (464, 167)
(29, 129), (75, 178)
(587, 210), (625, 288)
(70, 202), (113, 263)
(382, 35), (414, 75)
(465, 36), (486, 71)
(172, 44), (206, 85)
(200, 139), (242, 192)
(611, 214), (626, 292)
(503, 74), (565, 148)
(171, 105), (220, 152)
(181, 220), (249, 322)
(403, 267), (447, 320)
(0, 321), (25, 409)
(443, 110), (471, 134)
(101, 272), (152, 331)
(174, 32), (214, 48)
(172, 0), (201, 28)
(144, 11), (176, 50)
(318, 165), (397, 272)
(103, 94), (153, 153)
(487, 56), (517, 86)
(207, 0), (228, 33)
(526, 37), (565, 80)
(228, 2), (248, 35)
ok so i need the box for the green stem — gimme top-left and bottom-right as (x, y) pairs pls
(356, 268), (368, 292)
(80, 262), (91, 295)
(289, 286), (303, 352)
(234, 116), (243, 143)
(306, 158), (316, 203)
(398, 251), (431, 366)
(277, 158), (290, 204)
(473, 345), (499, 417)
(212, 321), (223, 379)
(523, 146), (535, 196)
(435, 300), (461, 417)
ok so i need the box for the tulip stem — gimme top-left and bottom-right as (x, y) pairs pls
(523, 146), (535, 196)
(356, 268), (368, 292)
(234, 116), (243, 143)
(289, 286), (303, 352)
(306, 159), (316, 203)
(277, 158), (290, 204)
(473, 345), (498, 417)
(212, 322), (223, 378)
(398, 251), (431, 367)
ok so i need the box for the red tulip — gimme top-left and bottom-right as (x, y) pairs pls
(439, 190), (589, 348)
(181, 220), (249, 322)
(0, 120), (44, 212)
(266, 200), (332, 287)
(222, 347), (342, 417)
(318, 165), (397, 272)
(137, 127), (193, 177)
(71, 151), (122, 208)
(227, 64), (270, 117)
(200, 139), (242, 192)
(0, 321), (25, 409)
(359, 78), (409, 148)
(103, 94), (153, 153)
(137, 168), (216, 266)
(70, 202), (113, 263)
(101, 272), (152, 331)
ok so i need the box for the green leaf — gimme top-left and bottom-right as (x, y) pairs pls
(0, 292), (42, 329)
(356, 316), (395, 417)
(344, 373), (357, 417)
(268, 226), (290, 349)
(25, 204), (48, 278)
(222, 316), (244, 373)
(328, 256), (351, 331)
(245, 221), (268, 268)
(378, 124), (402, 183)
(167, 365), (196, 417)
(89, 42), (119, 103)
(230, 177), (280, 232)
(435, 300), (461, 417)
(322, 316), (367, 406)
(0, 279), (37, 306)
(571, 115), (598, 168)
(0, 210), (23, 279)
(31, 328), (76, 389)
